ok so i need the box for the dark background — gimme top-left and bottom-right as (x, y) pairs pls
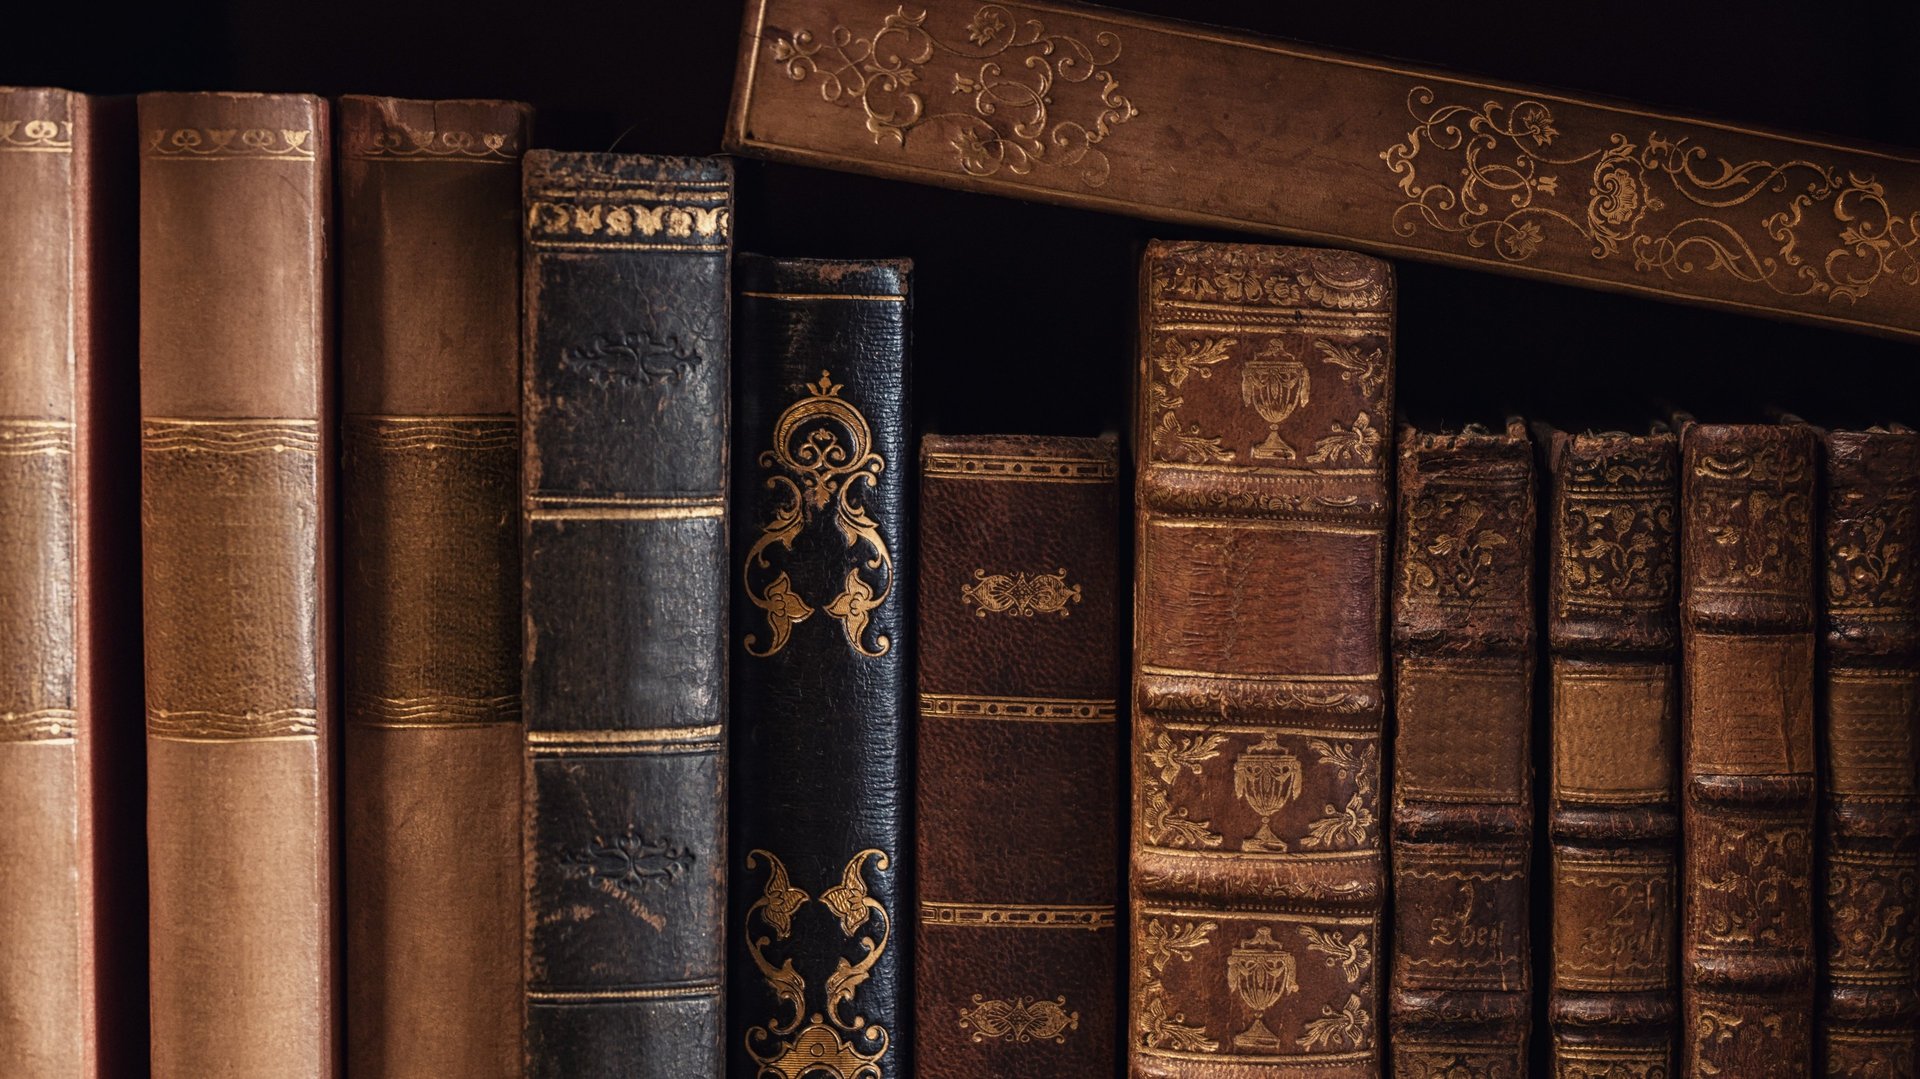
(10, 0), (1919, 433)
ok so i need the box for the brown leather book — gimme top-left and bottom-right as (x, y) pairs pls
(1817, 425), (1920, 1077)
(1540, 427), (1679, 1078)
(1389, 420), (1536, 1079)
(1678, 419), (1818, 1078)
(0, 87), (140, 1079)
(725, 0), (1920, 343)
(339, 96), (531, 1079)
(1131, 241), (1393, 1078)
(140, 91), (336, 1079)
(916, 434), (1123, 1078)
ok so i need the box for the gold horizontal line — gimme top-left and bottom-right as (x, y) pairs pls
(528, 505), (723, 521)
(529, 743), (720, 756)
(0, 145), (73, 154)
(529, 186), (730, 198)
(144, 417), (319, 427)
(737, 290), (906, 302)
(527, 983), (721, 1003)
(527, 493), (722, 507)
(143, 154), (316, 163)
(1150, 517), (1381, 536)
(529, 725), (721, 746)
(1136, 903), (1375, 927)
(1144, 844), (1374, 863)
(0, 419), (75, 428)
(1158, 720), (1380, 740)
(530, 241), (728, 252)
(919, 694), (1115, 723)
(350, 720), (520, 731)
(150, 733), (319, 744)
(919, 901), (1115, 930)
(1141, 666), (1374, 683)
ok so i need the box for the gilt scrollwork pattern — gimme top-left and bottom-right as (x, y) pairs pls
(766, 4), (1136, 187)
(1825, 854), (1920, 976)
(1148, 245), (1392, 311)
(1827, 470), (1916, 612)
(1401, 484), (1529, 605)
(1135, 918), (1219, 1053)
(742, 371), (895, 658)
(957, 995), (1079, 1043)
(961, 568), (1081, 617)
(1558, 440), (1677, 613)
(0, 118), (71, 151)
(1693, 825), (1812, 951)
(1381, 86), (1920, 304)
(1689, 443), (1812, 594)
(145, 127), (315, 159)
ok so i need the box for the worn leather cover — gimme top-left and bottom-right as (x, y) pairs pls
(1132, 241), (1393, 1078)
(1678, 420), (1818, 1078)
(1817, 425), (1920, 1078)
(916, 433), (1122, 1078)
(0, 86), (140, 1079)
(730, 255), (914, 1079)
(139, 91), (336, 1079)
(520, 151), (732, 1078)
(1390, 421), (1536, 1079)
(340, 96), (531, 1079)
(1540, 427), (1679, 1079)
(726, 0), (1920, 343)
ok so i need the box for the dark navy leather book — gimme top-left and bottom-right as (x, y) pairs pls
(728, 255), (914, 1079)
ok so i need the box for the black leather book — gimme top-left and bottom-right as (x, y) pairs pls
(520, 151), (732, 1078)
(729, 255), (914, 1079)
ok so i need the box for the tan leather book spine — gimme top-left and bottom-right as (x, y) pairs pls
(1131, 241), (1393, 1078)
(339, 96), (530, 1079)
(140, 91), (336, 1079)
(1679, 420), (1817, 1078)
(1817, 425), (1920, 1077)
(727, 0), (1920, 342)
(1389, 420), (1536, 1078)
(1541, 428), (1679, 1079)
(0, 86), (140, 1079)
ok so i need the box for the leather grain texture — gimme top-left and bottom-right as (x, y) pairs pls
(340, 95), (531, 1079)
(1390, 421), (1536, 1079)
(1131, 241), (1393, 1078)
(1678, 420), (1818, 1079)
(520, 151), (732, 1079)
(139, 90), (336, 1079)
(730, 255), (914, 1079)
(0, 86), (141, 1079)
(726, 0), (1920, 343)
(916, 433), (1123, 1078)
(1541, 427), (1679, 1079)
(1817, 425), (1919, 1078)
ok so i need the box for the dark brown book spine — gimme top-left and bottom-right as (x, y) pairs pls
(1389, 421), (1536, 1079)
(916, 434), (1123, 1077)
(520, 151), (732, 1078)
(1818, 426), (1920, 1077)
(339, 96), (531, 1079)
(0, 86), (140, 1079)
(1131, 241), (1393, 1078)
(139, 91), (336, 1078)
(1541, 428), (1679, 1079)
(1679, 420), (1817, 1078)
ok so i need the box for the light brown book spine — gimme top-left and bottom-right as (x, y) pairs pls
(339, 96), (530, 1079)
(140, 91), (336, 1079)
(0, 86), (139, 1079)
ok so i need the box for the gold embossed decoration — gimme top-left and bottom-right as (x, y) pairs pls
(1226, 928), (1298, 1050)
(1232, 734), (1303, 853)
(1135, 918), (1219, 1053)
(960, 568), (1081, 618)
(767, 4), (1136, 187)
(958, 995), (1080, 1043)
(744, 849), (893, 1079)
(0, 118), (71, 152)
(145, 127), (315, 159)
(743, 371), (895, 658)
(1382, 86), (1920, 304)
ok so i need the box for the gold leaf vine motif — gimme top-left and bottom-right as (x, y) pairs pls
(1135, 918), (1219, 1053)
(961, 568), (1082, 617)
(1381, 85), (1920, 303)
(768, 4), (1137, 188)
(743, 371), (894, 658)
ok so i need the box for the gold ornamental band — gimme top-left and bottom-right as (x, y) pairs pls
(528, 240), (730, 253)
(142, 418), (321, 456)
(922, 453), (1117, 483)
(527, 982), (722, 1004)
(0, 708), (78, 743)
(0, 418), (75, 457)
(346, 693), (520, 729)
(919, 693), (1115, 723)
(147, 707), (319, 742)
(919, 901), (1115, 931)
(527, 725), (722, 756)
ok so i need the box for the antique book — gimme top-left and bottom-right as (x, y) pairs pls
(730, 256), (914, 1079)
(0, 87), (140, 1079)
(520, 152), (732, 1078)
(139, 91), (335, 1078)
(339, 96), (531, 1079)
(1817, 424), (1919, 1077)
(916, 433), (1123, 1077)
(726, 0), (1920, 342)
(1131, 241), (1393, 1078)
(1540, 426), (1679, 1079)
(1678, 419), (1818, 1077)
(1389, 421), (1536, 1079)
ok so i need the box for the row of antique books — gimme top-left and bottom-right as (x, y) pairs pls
(3, 87), (1915, 1079)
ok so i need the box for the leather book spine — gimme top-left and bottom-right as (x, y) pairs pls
(729, 256), (914, 1079)
(138, 91), (336, 1079)
(1541, 428), (1679, 1079)
(520, 151), (732, 1078)
(916, 433), (1123, 1077)
(1679, 420), (1818, 1078)
(1131, 241), (1394, 1078)
(1817, 426), (1920, 1077)
(727, 0), (1920, 343)
(0, 86), (140, 1079)
(340, 96), (531, 1079)
(1389, 421), (1537, 1079)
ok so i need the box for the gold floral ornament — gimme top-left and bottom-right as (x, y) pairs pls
(766, 4), (1137, 188)
(958, 995), (1080, 1043)
(1226, 928), (1297, 1050)
(1135, 918), (1219, 1054)
(0, 118), (71, 151)
(1382, 85), (1920, 303)
(742, 371), (894, 658)
(961, 568), (1082, 617)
